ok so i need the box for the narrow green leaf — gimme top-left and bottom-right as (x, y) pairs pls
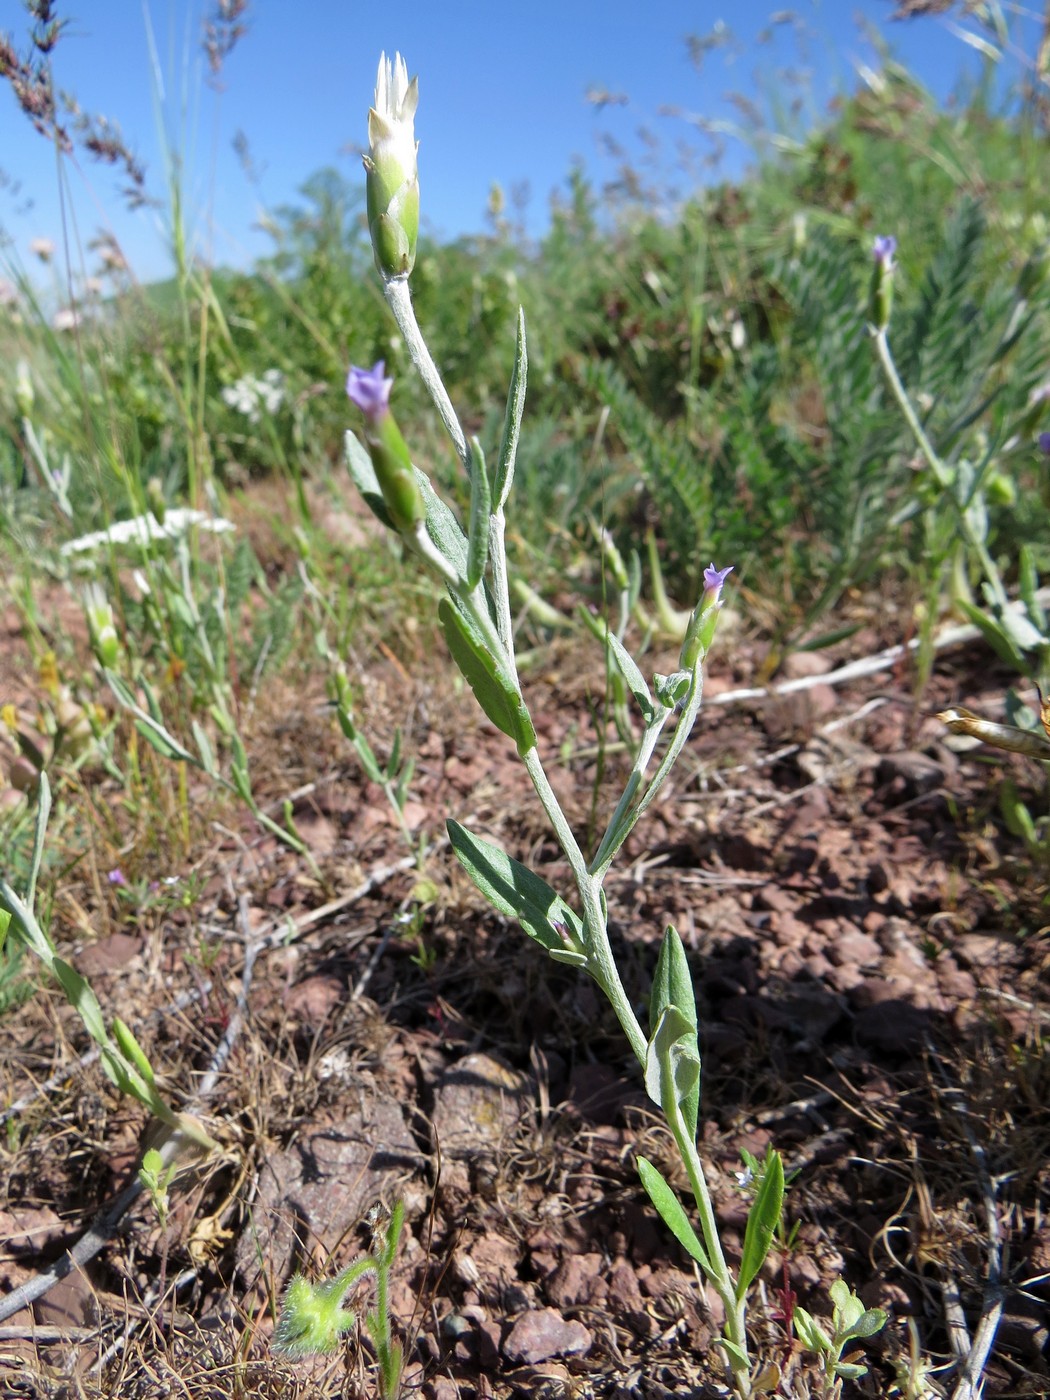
(439, 599), (536, 755)
(1018, 547), (1045, 630)
(418, 472), (469, 580)
(52, 956), (109, 1046)
(192, 721), (217, 777)
(736, 1148), (785, 1298)
(493, 307), (527, 510)
(27, 768), (52, 915)
(0, 909), (10, 956)
(604, 629), (656, 722)
(717, 1339), (750, 1368)
(447, 819), (584, 957)
(134, 720), (189, 763)
(795, 623), (863, 653)
(955, 599), (1025, 669)
(387, 728), (403, 781)
(466, 437), (491, 591)
(636, 1156), (711, 1272)
(0, 881), (55, 965)
(112, 1016), (157, 1087)
(650, 925), (700, 1139)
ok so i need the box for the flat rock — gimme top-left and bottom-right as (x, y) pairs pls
(233, 1095), (424, 1289)
(502, 1306), (592, 1363)
(431, 1051), (533, 1193)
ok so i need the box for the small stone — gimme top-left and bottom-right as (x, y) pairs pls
(502, 1308), (592, 1364)
(546, 1253), (605, 1308)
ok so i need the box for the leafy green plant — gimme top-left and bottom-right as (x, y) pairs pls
(0, 773), (216, 1153)
(274, 1198), (405, 1400)
(300, 52), (811, 1397)
(793, 1279), (887, 1396)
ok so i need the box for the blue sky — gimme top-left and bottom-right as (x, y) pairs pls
(0, 1), (1036, 286)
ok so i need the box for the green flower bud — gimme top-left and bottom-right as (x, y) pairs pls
(15, 359), (34, 418)
(146, 477), (166, 526)
(84, 584), (121, 669)
(680, 564), (732, 670)
(868, 235), (896, 332)
(364, 53), (419, 280)
(272, 1275), (357, 1357)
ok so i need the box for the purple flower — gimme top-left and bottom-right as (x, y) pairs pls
(1038, 431), (1050, 455)
(107, 868), (127, 886)
(346, 361), (394, 424)
(872, 234), (897, 270)
(702, 563), (733, 604)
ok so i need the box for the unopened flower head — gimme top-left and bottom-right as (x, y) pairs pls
(84, 583), (120, 668)
(869, 234), (897, 330)
(681, 563), (733, 669)
(272, 1274), (357, 1357)
(346, 361), (424, 531)
(872, 234), (897, 271)
(364, 52), (420, 279)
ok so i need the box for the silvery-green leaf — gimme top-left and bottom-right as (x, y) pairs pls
(736, 1147), (785, 1299)
(644, 1004), (701, 1113)
(447, 819), (584, 957)
(493, 308), (527, 511)
(636, 1156), (711, 1272)
(439, 599), (536, 755)
(650, 926), (699, 1139)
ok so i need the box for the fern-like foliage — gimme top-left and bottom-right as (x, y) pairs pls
(583, 359), (714, 584)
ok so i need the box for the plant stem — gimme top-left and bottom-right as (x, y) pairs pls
(665, 1086), (752, 1396)
(383, 276), (469, 472)
(519, 749), (647, 1065)
(873, 328), (1007, 609)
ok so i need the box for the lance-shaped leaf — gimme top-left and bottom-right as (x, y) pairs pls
(493, 307), (527, 511)
(447, 819), (585, 961)
(439, 599), (536, 755)
(736, 1146), (785, 1299)
(637, 1155), (712, 1274)
(466, 437), (491, 590)
(644, 1003), (701, 1117)
(346, 432), (470, 580)
(26, 767), (51, 914)
(650, 926), (700, 1140)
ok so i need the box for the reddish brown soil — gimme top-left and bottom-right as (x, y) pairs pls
(1, 603), (1048, 1398)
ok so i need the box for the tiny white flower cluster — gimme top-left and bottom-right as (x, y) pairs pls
(60, 508), (235, 558)
(220, 368), (285, 424)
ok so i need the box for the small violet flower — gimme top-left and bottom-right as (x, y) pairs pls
(346, 361), (394, 425)
(869, 234), (897, 331)
(681, 563), (733, 669)
(872, 234), (897, 271)
(346, 362), (424, 531)
(107, 868), (127, 887)
(1038, 431), (1050, 455)
(702, 563), (734, 607)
